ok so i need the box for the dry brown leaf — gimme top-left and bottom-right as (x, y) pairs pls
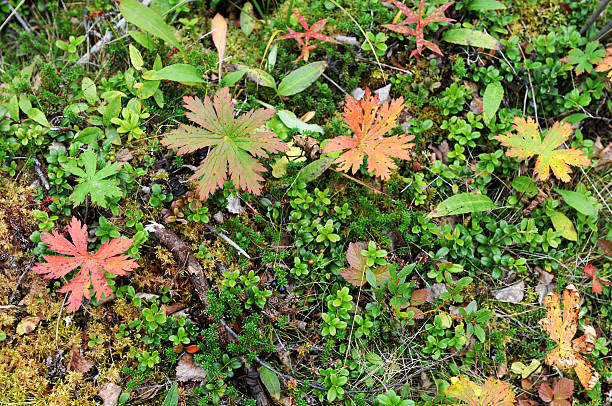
(16, 316), (40, 335)
(68, 346), (95, 374)
(98, 382), (122, 406)
(211, 13), (228, 82)
(176, 353), (207, 381)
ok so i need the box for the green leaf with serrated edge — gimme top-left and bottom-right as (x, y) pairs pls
(61, 146), (123, 207)
(277, 61), (327, 96)
(119, 0), (184, 52)
(295, 155), (334, 184)
(555, 188), (597, 216)
(442, 28), (502, 50)
(483, 81), (503, 124)
(428, 193), (496, 218)
(510, 176), (538, 198)
(258, 367), (281, 400)
(142, 64), (204, 83)
(82, 77), (99, 105)
(162, 382), (179, 406)
(237, 65), (276, 88)
(548, 210), (577, 241)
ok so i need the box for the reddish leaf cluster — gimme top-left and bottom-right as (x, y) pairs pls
(277, 10), (339, 62)
(583, 264), (610, 294)
(32, 217), (138, 313)
(383, 0), (454, 60)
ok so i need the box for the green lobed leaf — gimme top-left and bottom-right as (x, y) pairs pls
(277, 61), (327, 96)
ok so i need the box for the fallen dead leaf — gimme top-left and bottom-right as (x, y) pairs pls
(16, 316), (40, 335)
(68, 346), (94, 374)
(98, 382), (122, 406)
(176, 354), (207, 382)
(494, 281), (524, 303)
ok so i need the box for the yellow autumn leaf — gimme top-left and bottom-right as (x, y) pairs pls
(493, 117), (591, 182)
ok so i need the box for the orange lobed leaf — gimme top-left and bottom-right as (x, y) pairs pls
(539, 284), (599, 390)
(161, 87), (288, 200)
(595, 47), (612, 80)
(323, 88), (415, 181)
(32, 217), (138, 313)
(444, 376), (516, 406)
(493, 117), (591, 182)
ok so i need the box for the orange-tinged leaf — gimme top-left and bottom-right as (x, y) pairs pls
(339, 242), (389, 286)
(538, 284), (600, 390)
(383, 0), (454, 60)
(323, 88), (415, 180)
(444, 376), (516, 406)
(493, 117), (591, 182)
(32, 217), (138, 313)
(211, 13), (227, 80)
(276, 10), (339, 62)
(595, 47), (612, 80)
(161, 87), (288, 199)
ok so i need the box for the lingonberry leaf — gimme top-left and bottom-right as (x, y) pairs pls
(161, 87), (288, 200)
(61, 145), (123, 208)
(383, 0), (454, 60)
(493, 116), (591, 182)
(583, 264), (610, 294)
(444, 376), (516, 406)
(323, 88), (415, 180)
(539, 284), (600, 390)
(277, 10), (339, 62)
(32, 217), (138, 313)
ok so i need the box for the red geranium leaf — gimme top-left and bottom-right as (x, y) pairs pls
(32, 217), (138, 313)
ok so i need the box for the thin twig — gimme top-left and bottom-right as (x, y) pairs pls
(0, 0), (27, 33)
(204, 223), (251, 259)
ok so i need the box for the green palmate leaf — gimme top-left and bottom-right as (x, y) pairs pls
(258, 367), (281, 400)
(277, 61), (327, 96)
(555, 188), (597, 216)
(119, 0), (184, 52)
(161, 87), (288, 199)
(548, 210), (577, 241)
(483, 81), (503, 124)
(162, 382), (179, 406)
(566, 42), (606, 75)
(61, 145), (123, 208)
(442, 28), (503, 50)
(141, 63), (204, 83)
(428, 193), (496, 218)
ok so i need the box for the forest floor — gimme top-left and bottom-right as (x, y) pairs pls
(0, 0), (611, 405)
